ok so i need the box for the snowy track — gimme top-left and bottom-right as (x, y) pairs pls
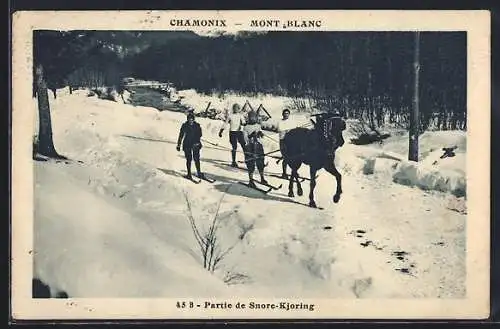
(33, 89), (466, 298)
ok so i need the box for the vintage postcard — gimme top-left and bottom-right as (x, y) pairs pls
(11, 10), (490, 320)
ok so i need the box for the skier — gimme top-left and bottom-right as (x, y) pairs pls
(218, 103), (246, 167)
(276, 108), (295, 179)
(176, 112), (205, 179)
(242, 110), (268, 188)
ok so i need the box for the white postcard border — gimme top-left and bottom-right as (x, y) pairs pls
(11, 10), (491, 320)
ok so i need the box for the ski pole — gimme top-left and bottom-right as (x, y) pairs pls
(262, 149), (281, 157)
(202, 138), (222, 148)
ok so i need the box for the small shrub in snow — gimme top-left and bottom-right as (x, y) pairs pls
(184, 187), (237, 273)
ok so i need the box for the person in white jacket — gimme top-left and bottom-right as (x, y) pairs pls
(277, 108), (296, 178)
(218, 103), (246, 167)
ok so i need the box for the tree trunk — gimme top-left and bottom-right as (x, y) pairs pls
(366, 36), (374, 127)
(409, 32), (420, 162)
(35, 64), (59, 157)
(442, 92), (448, 130)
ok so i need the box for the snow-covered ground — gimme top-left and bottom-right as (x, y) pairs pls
(32, 88), (467, 299)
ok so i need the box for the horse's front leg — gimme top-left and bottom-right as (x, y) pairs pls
(308, 166), (318, 208)
(324, 161), (342, 203)
(295, 170), (303, 196)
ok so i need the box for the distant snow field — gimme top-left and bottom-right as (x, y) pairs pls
(32, 87), (466, 299)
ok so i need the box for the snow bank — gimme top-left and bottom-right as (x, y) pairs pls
(35, 162), (232, 297)
(392, 160), (466, 197)
(342, 129), (467, 197)
(380, 130), (466, 161)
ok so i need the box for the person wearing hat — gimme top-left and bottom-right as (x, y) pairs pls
(218, 103), (246, 167)
(177, 112), (204, 179)
(242, 110), (268, 187)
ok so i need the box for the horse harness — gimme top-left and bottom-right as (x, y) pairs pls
(316, 114), (347, 152)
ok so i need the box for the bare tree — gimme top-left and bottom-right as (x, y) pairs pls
(34, 64), (64, 159)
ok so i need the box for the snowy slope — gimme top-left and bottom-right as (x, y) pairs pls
(33, 89), (466, 298)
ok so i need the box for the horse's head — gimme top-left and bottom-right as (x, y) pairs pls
(315, 114), (346, 153)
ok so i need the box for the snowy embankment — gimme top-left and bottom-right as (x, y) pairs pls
(332, 144), (466, 199)
(33, 88), (466, 299)
(335, 125), (466, 198)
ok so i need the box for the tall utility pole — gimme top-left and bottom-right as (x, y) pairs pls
(409, 31), (420, 162)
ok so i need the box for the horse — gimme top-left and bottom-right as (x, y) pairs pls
(281, 113), (346, 208)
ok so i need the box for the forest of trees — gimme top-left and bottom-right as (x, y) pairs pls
(34, 30), (466, 133)
(128, 31), (466, 131)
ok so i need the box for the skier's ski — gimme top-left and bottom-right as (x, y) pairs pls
(300, 203), (324, 210)
(238, 181), (272, 194)
(227, 161), (269, 172)
(226, 163), (241, 170)
(35, 154), (84, 165)
(255, 180), (282, 190)
(237, 160), (269, 167)
(283, 199), (325, 210)
(55, 159), (85, 165)
(183, 175), (201, 184)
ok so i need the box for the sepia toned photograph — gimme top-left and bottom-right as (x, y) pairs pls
(11, 10), (490, 320)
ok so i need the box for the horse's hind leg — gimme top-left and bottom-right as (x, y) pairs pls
(308, 167), (318, 208)
(325, 161), (342, 203)
(288, 172), (295, 197)
(295, 170), (303, 196)
(288, 165), (297, 198)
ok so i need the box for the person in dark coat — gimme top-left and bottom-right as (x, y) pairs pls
(242, 110), (267, 187)
(177, 113), (204, 179)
